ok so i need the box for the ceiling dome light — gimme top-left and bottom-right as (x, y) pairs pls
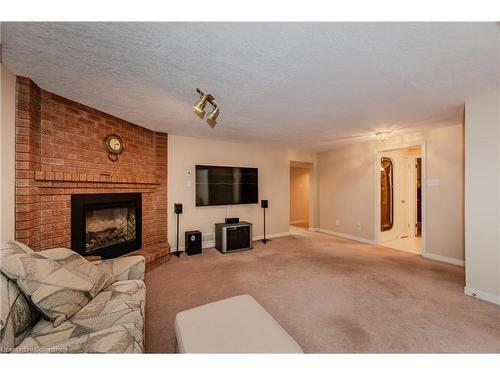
(375, 131), (392, 141)
(206, 105), (220, 128)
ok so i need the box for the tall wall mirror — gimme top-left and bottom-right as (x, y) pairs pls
(380, 157), (394, 232)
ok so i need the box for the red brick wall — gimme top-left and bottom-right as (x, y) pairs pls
(15, 77), (168, 253)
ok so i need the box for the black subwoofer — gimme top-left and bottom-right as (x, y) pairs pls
(185, 230), (202, 256)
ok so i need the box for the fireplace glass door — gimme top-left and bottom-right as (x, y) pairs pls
(85, 206), (137, 254)
(71, 193), (142, 259)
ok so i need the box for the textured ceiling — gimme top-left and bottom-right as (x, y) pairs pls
(2, 22), (499, 151)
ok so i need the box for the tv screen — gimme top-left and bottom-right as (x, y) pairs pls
(196, 165), (258, 206)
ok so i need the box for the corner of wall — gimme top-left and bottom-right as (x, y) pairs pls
(0, 64), (16, 240)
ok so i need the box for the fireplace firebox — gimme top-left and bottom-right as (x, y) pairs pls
(71, 193), (142, 259)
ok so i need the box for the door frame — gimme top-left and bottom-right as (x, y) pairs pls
(399, 154), (410, 239)
(408, 153), (422, 238)
(374, 142), (427, 255)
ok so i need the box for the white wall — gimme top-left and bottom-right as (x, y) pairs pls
(167, 135), (317, 250)
(464, 89), (500, 305)
(318, 123), (464, 263)
(0, 63), (16, 240)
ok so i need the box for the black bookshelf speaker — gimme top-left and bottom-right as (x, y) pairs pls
(174, 203), (183, 214)
(261, 200), (268, 208)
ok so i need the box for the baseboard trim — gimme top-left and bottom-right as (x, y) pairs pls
(422, 252), (464, 267)
(253, 232), (290, 241)
(202, 241), (215, 249)
(170, 240), (215, 253)
(464, 286), (500, 305)
(314, 228), (375, 245)
(290, 220), (308, 225)
(170, 232), (290, 252)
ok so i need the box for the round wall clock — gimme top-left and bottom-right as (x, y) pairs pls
(104, 134), (125, 162)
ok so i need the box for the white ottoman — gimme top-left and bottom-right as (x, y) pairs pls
(174, 295), (303, 353)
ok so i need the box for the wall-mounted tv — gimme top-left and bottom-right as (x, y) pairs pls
(196, 165), (258, 206)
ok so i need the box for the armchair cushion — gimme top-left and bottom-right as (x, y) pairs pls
(38, 247), (95, 270)
(0, 272), (40, 352)
(1, 240), (42, 352)
(92, 255), (145, 281)
(15, 280), (145, 353)
(0, 242), (113, 327)
(17, 322), (143, 353)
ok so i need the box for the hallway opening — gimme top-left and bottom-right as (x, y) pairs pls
(290, 161), (312, 231)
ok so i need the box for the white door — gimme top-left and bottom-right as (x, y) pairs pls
(399, 156), (410, 238)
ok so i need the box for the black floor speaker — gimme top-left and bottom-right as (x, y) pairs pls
(261, 199), (271, 244)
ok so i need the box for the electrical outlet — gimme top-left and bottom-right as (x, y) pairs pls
(336, 219), (340, 226)
(356, 223), (362, 231)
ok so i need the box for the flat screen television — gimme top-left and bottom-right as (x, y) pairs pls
(196, 165), (258, 206)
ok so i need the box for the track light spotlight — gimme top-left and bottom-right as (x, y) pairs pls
(193, 88), (214, 119)
(194, 88), (220, 128)
(206, 104), (220, 128)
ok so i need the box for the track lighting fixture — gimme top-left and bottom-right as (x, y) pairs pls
(193, 88), (219, 127)
(206, 105), (220, 128)
(193, 88), (213, 119)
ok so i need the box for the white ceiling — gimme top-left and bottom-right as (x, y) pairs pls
(2, 22), (499, 151)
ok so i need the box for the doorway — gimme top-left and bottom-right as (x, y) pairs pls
(290, 161), (311, 231)
(376, 145), (424, 254)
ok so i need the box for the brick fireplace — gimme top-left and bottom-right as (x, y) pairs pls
(15, 77), (169, 264)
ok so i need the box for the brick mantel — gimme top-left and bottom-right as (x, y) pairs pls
(15, 77), (169, 261)
(34, 170), (161, 185)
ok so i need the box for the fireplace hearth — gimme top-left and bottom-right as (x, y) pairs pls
(71, 193), (142, 259)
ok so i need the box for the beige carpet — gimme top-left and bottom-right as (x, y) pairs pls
(145, 230), (500, 353)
